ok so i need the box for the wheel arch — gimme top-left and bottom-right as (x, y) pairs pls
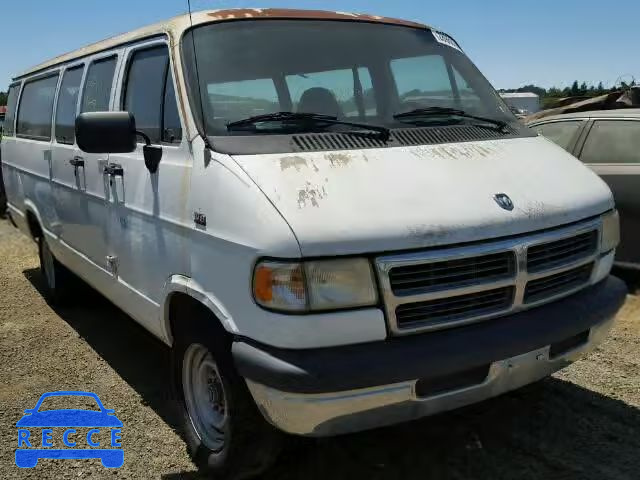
(22, 199), (44, 241)
(162, 275), (238, 346)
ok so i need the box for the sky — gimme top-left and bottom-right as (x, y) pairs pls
(1, 0), (637, 91)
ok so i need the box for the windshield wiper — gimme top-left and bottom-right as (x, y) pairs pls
(393, 107), (508, 132)
(226, 112), (391, 141)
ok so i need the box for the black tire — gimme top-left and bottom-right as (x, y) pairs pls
(171, 312), (282, 479)
(37, 236), (75, 306)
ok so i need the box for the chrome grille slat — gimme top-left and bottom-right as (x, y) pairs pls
(529, 239), (594, 259)
(376, 219), (602, 336)
(528, 247), (593, 267)
(395, 287), (514, 327)
(390, 259), (509, 278)
(388, 251), (515, 295)
(397, 290), (510, 314)
(393, 265), (504, 285)
(528, 247), (595, 267)
(524, 264), (593, 304)
(527, 231), (598, 272)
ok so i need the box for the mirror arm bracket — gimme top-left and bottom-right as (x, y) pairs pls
(135, 130), (163, 174)
(135, 130), (152, 146)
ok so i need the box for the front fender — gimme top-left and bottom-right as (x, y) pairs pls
(161, 274), (237, 345)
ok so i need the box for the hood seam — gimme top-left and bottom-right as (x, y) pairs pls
(227, 154), (303, 257)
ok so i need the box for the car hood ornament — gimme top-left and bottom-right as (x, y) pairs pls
(494, 193), (514, 211)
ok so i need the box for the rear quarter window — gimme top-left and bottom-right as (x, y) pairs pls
(532, 120), (584, 152)
(17, 74), (60, 141)
(580, 120), (640, 164)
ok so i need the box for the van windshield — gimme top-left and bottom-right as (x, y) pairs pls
(183, 20), (518, 137)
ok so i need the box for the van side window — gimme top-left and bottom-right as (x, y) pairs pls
(162, 72), (182, 143)
(580, 120), (640, 164)
(81, 56), (117, 113)
(532, 121), (583, 152)
(16, 74), (59, 141)
(124, 46), (169, 143)
(55, 66), (84, 144)
(3, 84), (21, 136)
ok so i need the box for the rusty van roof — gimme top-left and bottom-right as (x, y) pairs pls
(15, 9), (429, 80)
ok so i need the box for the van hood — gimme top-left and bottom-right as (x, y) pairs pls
(232, 137), (614, 256)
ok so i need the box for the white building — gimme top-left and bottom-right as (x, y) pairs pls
(500, 92), (540, 114)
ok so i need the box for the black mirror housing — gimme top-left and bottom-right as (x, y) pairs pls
(76, 111), (137, 154)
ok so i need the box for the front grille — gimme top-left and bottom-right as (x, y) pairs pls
(389, 251), (516, 296)
(395, 287), (514, 328)
(524, 263), (594, 304)
(376, 221), (602, 335)
(527, 230), (598, 272)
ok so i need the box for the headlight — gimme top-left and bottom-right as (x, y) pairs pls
(253, 258), (378, 312)
(601, 210), (620, 253)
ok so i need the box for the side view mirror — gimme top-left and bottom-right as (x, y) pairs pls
(76, 111), (137, 154)
(75, 111), (163, 173)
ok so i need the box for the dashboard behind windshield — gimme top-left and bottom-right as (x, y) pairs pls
(182, 20), (518, 137)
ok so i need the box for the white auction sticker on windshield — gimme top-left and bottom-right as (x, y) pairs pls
(433, 31), (463, 52)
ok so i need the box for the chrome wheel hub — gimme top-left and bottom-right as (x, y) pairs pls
(182, 343), (228, 451)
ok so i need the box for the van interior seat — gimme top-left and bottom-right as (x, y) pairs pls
(297, 87), (343, 118)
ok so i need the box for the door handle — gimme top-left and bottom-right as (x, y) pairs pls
(103, 163), (124, 177)
(70, 156), (84, 167)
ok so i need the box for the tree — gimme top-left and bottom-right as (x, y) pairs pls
(0, 91), (7, 106)
(570, 81), (580, 96)
(597, 82), (605, 94)
(548, 87), (562, 97)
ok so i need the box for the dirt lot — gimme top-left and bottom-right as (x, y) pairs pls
(1, 217), (639, 479)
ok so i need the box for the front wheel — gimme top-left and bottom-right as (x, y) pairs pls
(171, 319), (282, 479)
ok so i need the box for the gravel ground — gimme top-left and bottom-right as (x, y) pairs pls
(1, 217), (639, 479)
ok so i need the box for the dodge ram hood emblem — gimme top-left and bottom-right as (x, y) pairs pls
(494, 193), (514, 211)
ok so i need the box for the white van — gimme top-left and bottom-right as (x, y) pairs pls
(1, 8), (627, 477)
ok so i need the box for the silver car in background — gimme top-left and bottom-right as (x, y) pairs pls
(529, 109), (640, 268)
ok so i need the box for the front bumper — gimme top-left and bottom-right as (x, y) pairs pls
(234, 276), (627, 436)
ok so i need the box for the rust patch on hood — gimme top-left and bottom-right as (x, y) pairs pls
(297, 182), (327, 209)
(280, 156), (308, 171)
(326, 153), (353, 167)
(206, 9), (426, 29)
(280, 156), (320, 172)
(414, 142), (502, 161)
